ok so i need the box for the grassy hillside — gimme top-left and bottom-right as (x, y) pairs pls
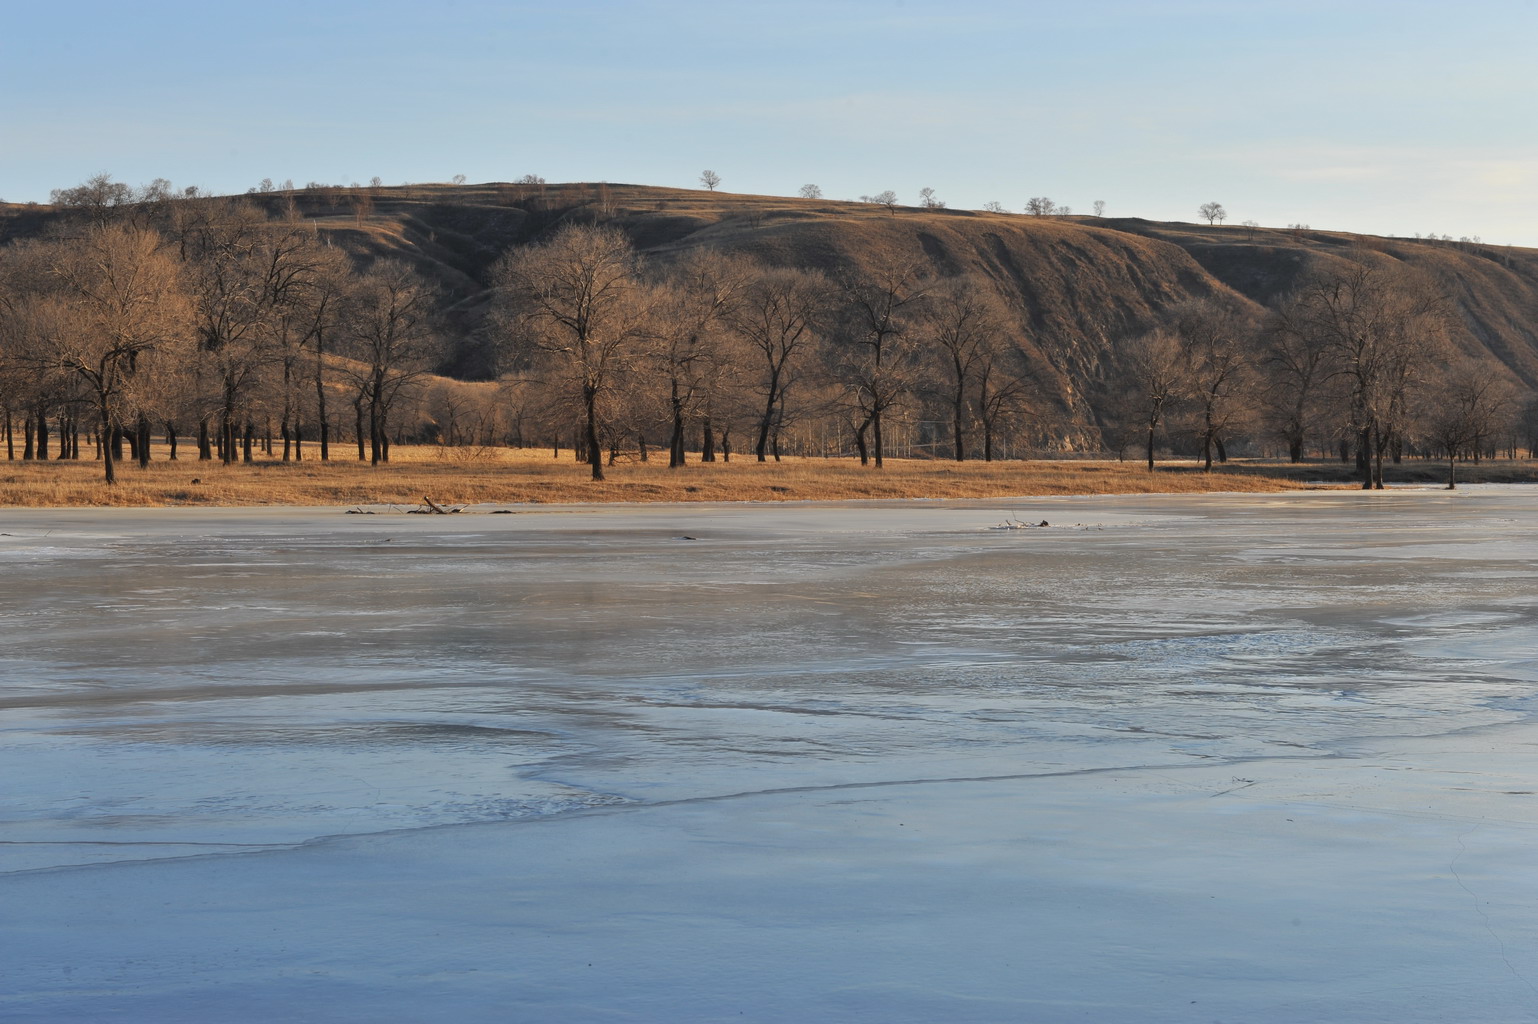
(8, 181), (1538, 395)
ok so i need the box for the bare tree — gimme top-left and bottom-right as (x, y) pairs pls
(699, 170), (722, 192)
(1286, 262), (1448, 488)
(451, 174), (468, 185)
(982, 201), (1009, 214)
(338, 260), (440, 465)
(1428, 358), (1516, 483)
(860, 191), (899, 214)
(1420, 360), (1510, 488)
(1092, 200), (1106, 217)
(974, 339), (1034, 461)
(1169, 300), (1256, 470)
(49, 173), (134, 229)
(1261, 291), (1333, 462)
(1199, 202), (1227, 225)
(1, 245), (79, 464)
(798, 184), (823, 199)
(832, 252), (930, 467)
(493, 224), (651, 481)
(920, 277), (1004, 460)
(918, 187), (945, 210)
(263, 227), (350, 462)
(647, 251), (749, 467)
(730, 266), (827, 461)
(178, 200), (296, 464)
(1024, 197), (1057, 217)
(1120, 329), (1188, 471)
(1516, 394), (1538, 458)
(302, 254), (352, 461)
(350, 190), (373, 227)
(27, 226), (190, 483)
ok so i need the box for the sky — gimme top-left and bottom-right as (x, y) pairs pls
(3, 0), (1536, 245)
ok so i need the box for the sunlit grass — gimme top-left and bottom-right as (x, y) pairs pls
(0, 444), (1367, 508)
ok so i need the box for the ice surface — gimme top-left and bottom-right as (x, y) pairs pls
(3, 489), (1538, 1021)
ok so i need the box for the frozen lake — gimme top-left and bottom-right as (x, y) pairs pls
(3, 489), (1538, 1022)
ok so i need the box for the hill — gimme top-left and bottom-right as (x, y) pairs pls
(7, 180), (1538, 421)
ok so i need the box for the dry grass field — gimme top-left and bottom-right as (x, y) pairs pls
(0, 445), (1369, 509)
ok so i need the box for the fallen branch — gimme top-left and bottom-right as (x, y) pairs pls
(992, 517), (1049, 530)
(408, 496), (465, 514)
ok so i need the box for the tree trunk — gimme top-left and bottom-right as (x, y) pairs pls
(1201, 407), (1215, 472)
(854, 420), (870, 466)
(668, 381), (685, 468)
(583, 384), (604, 481)
(369, 399), (382, 466)
(220, 416), (234, 465)
(1370, 427), (1386, 490)
(100, 402), (116, 485)
(167, 422), (178, 461)
(701, 417), (716, 463)
(872, 409), (884, 468)
(36, 408), (49, 461)
(953, 393), (966, 461)
(756, 390), (776, 462)
(355, 399), (367, 461)
(137, 412), (151, 468)
(317, 389), (330, 462)
(314, 329), (330, 462)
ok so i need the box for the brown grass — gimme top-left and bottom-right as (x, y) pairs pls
(0, 445), (1354, 508)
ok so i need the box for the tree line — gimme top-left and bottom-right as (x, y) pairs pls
(485, 223), (1538, 489)
(0, 180), (439, 482)
(488, 222), (1050, 480)
(1094, 261), (1535, 488)
(2, 177), (1535, 488)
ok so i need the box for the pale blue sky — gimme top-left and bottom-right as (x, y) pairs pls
(4, 0), (1535, 244)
